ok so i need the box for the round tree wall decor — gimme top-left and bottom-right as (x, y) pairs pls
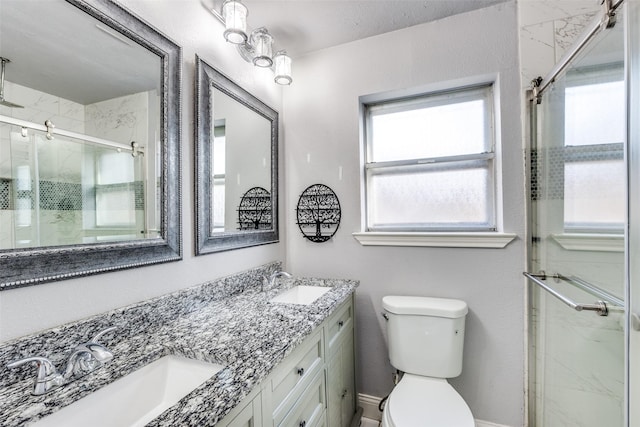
(237, 187), (272, 230)
(296, 184), (341, 243)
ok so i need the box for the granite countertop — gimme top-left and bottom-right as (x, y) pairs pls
(0, 275), (358, 427)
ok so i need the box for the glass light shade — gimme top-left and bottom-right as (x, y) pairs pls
(273, 51), (292, 85)
(222, 0), (248, 44)
(250, 28), (273, 67)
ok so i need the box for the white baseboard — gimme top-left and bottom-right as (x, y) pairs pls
(475, 420), (513, 427)
(357, 393), (513, 427)
(358, 393), (383, 421)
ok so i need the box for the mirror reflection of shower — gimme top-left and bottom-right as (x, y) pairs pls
(0, 73), (158, 250)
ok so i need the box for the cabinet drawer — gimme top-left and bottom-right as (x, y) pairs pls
(324, 298), (353, 354)
(268, 330), (324, 424)
(278, 370), (326, 427)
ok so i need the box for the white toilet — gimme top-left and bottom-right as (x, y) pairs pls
(381, 295), (475, 427)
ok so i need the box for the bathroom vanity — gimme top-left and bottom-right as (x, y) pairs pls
(0, 264), (359, 427)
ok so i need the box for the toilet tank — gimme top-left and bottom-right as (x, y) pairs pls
(382, 296), (468, 378)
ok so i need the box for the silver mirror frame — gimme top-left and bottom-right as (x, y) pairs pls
(0, 0), (182, 290)
(195, 55), (278, 254)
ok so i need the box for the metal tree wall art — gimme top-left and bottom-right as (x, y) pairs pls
(296, 184), (341, 243)
(237, 187), (272, 230)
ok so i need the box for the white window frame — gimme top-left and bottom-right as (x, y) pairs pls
(353, 83), (515, 248)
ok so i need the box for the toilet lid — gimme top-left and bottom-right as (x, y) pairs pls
(385, 375), (475, 427)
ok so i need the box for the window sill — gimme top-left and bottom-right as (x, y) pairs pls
(352, 231), (517, 248)
(550, 233), (624, 252)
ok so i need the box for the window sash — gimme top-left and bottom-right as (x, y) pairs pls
(365, 85), (494, 163)
(366, 159), (496, 232)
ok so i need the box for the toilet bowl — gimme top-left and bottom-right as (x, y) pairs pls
(381, 375), (474, 427)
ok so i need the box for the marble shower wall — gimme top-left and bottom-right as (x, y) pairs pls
(519, 0), (601, 87)
(85, 91), (152, 148)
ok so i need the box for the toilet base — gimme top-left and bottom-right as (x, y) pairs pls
(379, 374), (474, 427)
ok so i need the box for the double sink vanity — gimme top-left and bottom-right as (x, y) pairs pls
(0, 264), (359, 427)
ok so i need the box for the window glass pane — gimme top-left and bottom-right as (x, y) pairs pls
(367, 162), (493, 230)
(96, 188), (136, 226)
(370, 99), (488, 162)
(212, 178), (225, 232)
(564, 159), (625, 230)
(213, 125), (226, 175)
(97, 152), (135, 185)
(565, 80), (624, 146)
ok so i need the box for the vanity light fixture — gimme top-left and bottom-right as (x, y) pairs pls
(222, 0), (248, 44)
(213, 0), (292, 85)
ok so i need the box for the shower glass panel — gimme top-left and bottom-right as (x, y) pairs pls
(528, 12), (626, 427)
(0, 122), (146, 249)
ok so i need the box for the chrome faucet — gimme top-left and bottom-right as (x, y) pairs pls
(262, 270), (292, 292)
(6, 356), (64, 396)
(6, 326), (116, 395)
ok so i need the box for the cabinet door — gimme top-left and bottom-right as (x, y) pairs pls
(339, 333), (355, 426)
(326, 349), (343, 427)
(326, 308), (356, 427)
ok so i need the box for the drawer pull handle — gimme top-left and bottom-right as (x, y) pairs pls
(338, 320), (344, 328)
(297, 367), (304, 376)
(299, 421), (306, 427)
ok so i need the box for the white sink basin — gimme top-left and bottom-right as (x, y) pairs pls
(270, 285), (331, 305)
(32, 355), (224, 427)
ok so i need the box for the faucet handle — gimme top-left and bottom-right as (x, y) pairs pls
(7, 356), (64, 395)
(7, 356), (58, 377)
(86, 326), (116, 363)
(89, 326), (116, 344)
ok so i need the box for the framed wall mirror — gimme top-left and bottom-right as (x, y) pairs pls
(0, 0), (182, 290)
(195, 56), (278, 254)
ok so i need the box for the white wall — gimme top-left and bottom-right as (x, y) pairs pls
(283, 3), (525, 426)
(0, 0), (285, 342)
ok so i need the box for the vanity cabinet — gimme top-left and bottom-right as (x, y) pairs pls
(218, 294), (356, 427)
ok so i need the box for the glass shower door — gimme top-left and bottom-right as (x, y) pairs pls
(527, 10), (627, 426)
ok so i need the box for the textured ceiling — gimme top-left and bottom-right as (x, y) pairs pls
(213, 0), (510, 58)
